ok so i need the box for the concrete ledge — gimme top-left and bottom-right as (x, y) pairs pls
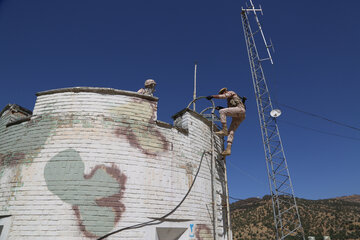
(0, 104), (32, 118)
(156, 120), (188, 135)
(155, 120), (172, 129)
(36, 87), (158, 102)
(172, 108), (219, 131)
(6, 116), (32, 128)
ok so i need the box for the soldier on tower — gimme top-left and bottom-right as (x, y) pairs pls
(207, 88), (246, 156)
(137, 79), (157, 96)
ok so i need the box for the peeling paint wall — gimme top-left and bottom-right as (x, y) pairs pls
(0, 88), (227, 240)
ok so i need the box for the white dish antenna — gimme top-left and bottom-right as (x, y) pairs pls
(270, 109), (282, 118)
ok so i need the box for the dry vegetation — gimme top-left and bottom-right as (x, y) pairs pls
(230, 195), (360, 240)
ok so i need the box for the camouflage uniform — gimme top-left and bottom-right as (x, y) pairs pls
(215, 90), (246, 145)
(137, 88), (153, 96)
(137, 79), (156, 96)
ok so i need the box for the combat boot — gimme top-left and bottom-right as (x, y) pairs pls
(221, 145), (232, 156)
(215, 125), (228, 136)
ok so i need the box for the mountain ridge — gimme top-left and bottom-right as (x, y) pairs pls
(230, 194), (360, 240)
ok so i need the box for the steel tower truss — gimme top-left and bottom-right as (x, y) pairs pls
(241, 2), (305, 240)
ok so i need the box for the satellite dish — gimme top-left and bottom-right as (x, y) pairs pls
(270, 109), (282, 118)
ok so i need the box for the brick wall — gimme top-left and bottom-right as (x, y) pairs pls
(0, 87), (228, 240)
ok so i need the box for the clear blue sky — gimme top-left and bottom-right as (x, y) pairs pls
(1, 0), (359, 201)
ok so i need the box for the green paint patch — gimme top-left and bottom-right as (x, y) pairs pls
(44, 149), (126, 237)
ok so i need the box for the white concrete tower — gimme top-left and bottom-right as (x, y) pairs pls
(0, 87), (228, 240)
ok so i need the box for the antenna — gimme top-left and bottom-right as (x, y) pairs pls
(243, 0), (274, 64)
(270, 109), (282, 118)
(193, 62), (197, 111)
(241, 1), (305, 239)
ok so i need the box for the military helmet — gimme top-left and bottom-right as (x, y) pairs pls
(145, 79), (156, 87)
(218, 87), (227, 94)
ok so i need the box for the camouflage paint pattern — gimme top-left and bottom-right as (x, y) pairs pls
(180, 162), (197, 188)
(39, 97), (168, 237)
(113, 98), (169, 156)
(195, 224), (212, 240)
(1, 91), (223, 239)
(44, 149), (126, 238)
(0, 114), (57, 210)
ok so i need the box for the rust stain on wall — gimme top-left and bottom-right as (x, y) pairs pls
(180, 162), (196, 188)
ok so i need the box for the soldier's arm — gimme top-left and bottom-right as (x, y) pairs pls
(212, 91), (234, 99)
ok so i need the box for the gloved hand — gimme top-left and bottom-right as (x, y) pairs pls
(206, 95), (213, 100)
(215, 106), (224, 110)
(241, 96), (247, 103)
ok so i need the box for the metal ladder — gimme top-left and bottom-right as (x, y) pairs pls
(187, 98), (232, 240)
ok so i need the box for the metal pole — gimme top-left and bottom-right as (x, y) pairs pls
(193, 62), (197, 111)
(223, 157), (232, 240)
(186, 97), (219, 239)
(211, 106), (217, 240)
(247, 0), (274, 64)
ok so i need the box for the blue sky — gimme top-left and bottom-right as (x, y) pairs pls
(0, 0), (359, 201)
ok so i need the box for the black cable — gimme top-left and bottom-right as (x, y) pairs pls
(227, 161), (265, 185)
(229, 196), (243, 201)
(97, 150), (209, 240)
(278, 119), (360, 142)
(277, 102), (360, 132)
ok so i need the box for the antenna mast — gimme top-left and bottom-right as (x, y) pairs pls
(241, 1), (305, 239)
(193, 62), (198, 111)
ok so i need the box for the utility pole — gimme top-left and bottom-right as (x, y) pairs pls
(241, 1), (305, 239)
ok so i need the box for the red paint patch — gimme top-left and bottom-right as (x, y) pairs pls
(73, 205), (97, 239)
(115, 124), (169, 157)
(0, 151), (26, 167)
(113, 99), (169, 156)
(86, 164), (127, 223)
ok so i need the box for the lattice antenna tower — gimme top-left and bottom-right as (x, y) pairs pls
(241, 1), (305, 239)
